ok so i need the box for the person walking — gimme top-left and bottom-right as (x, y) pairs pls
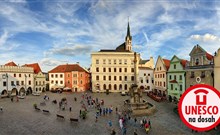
(122, 126), (127, 135)
(111, 129), (116, 135)
(69, 106), (72, 112)
(140, 119), (143, 128)
(134, 117), (137, 125)
(108, 120), (112, 127)
(148, 119), (151, 128)
(134, 129), (138, 135)
(115, 107), (118, 114)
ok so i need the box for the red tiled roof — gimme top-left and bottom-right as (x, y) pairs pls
(49, 64), (87, 73)
(180, 59), (188, 68)
(5, 61), (17, 66)
(163, 59), (170, 70)
(170, 80), (178, 83)
(206, 53), (214, 61)
(23, 63), (42, 74)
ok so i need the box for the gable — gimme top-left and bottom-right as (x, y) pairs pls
(189, 45), (206, 56)
(155, 56), (167, 71)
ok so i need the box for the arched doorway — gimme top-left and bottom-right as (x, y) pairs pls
(114, 84), (117, 90)
(11, 88), (18, 96)
(19, 87), (25, 96)
(26, 87), (32, 95)
(124, 84), (127, 90)
(1, 90), (7, 96)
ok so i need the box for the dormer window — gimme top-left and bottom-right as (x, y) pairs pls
(195, 58), (199, 65)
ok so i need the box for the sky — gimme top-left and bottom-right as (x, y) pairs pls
(0, 0), (220, 72)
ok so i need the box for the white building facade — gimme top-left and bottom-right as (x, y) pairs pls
(138, 67), (154, 93)
(49, 73), (65, 90)
(0, 65), (34, 97)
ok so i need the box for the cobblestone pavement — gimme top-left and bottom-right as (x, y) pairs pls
(0, 91), (219, 135)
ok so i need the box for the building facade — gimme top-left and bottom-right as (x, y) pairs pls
(153, 56), (170, 97)
(138, 67), (154, 93)
(167, 55), (188, 101)
(139, 57), (154, 69)
(23, 63), (46, 93)
(0, 62), (34, 97)
(91, 22), (140, 93)
(185, 45), (214, 89)
(48, 64), (90, 92)
(214, 48), (220, 91)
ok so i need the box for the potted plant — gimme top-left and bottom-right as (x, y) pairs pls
(33, 103), (37, 109)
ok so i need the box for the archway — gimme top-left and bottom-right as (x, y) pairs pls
(11, 88), (18, 96)
(26, 87), (32, 95)
(114, 84), (117, 90)
(19, 87), (25, 96)
(108, 84), (111, 90)
(119, 84), (122, 90)
(168, 95), (172, 102)
(1, 90), (7, 96)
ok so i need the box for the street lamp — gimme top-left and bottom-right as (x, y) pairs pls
(25, 74), (27, 95)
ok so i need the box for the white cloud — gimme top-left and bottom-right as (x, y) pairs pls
(0, 30), (9, 46)
(190, 33), (220, 42)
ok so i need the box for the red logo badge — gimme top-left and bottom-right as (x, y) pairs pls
(178, 84), (220, 131)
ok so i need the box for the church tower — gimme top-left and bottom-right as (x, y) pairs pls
(125, 21), (132, 51)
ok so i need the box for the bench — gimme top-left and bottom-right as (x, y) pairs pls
(35, 107), (41, 111)
(70, 118), (79, 122)
(56, 114), (65, 119)
(43, 110), (49, 113)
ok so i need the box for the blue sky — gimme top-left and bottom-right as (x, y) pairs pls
(0, 0), (220, 72)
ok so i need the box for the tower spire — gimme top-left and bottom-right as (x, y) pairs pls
(126, 17), (131, 38)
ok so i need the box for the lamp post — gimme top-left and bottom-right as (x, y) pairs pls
(25, 74), (27, 95)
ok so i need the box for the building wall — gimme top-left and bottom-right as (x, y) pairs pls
(154, 56), (167, 95)
(34, 72), (46, 93)
(49, 73), (65, 90)
(91, 52), (140, 92)
(139, 57), (154, 69)
(138, 68), (154, 92)
(214, 49), (220, 91)
(0, 65), (34, 95)
(77, 71), (90, 92)
(64, 72), (72, 89)
(167, 56), (186, 101)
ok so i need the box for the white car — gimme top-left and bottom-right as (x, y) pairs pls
(121, 91), (127, 96)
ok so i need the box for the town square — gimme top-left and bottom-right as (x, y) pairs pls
(1, 0), (220, 135)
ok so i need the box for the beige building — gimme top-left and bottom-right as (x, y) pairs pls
(139, 57), (154, 69)
(91, 22), (140, 93)
(154, 56), (170, 97)
(214, 48), (220, 91)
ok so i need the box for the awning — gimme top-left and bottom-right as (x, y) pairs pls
(64, 87), (71, 90)
(169, 80), (178, 83)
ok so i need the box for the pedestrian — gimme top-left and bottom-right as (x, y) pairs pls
(74, 97), (77, 102)
(134, 129), (138, 135)
(140, 119), (143, 128)
(99, 107), (102, 116)
(0, 106), (3, 112)
(106, 108), (108, 114)
(148, 119), (151, 127)
(11, 97), (13, 102)
(116, 107), (118, 114)
(80, 109), (82, 116)
(134, 117), (137, 124)
(122, 126), (127, 135)
(69, 106), (72, 112)
(108, 120), (112, 127)
(16, 96), (19, 102)
(103, 108), (106, 116)
(111, 129), (116, 135)
(95, 113), (98, 122)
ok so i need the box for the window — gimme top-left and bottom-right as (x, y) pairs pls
(80, 80), (83, 84)
(108, 59), (111, 64)
(16, 81), (19, 86)
(103, 84), (106, 90)
(169, 75), (172, 80)
(155, 81), (157, 86)
(119, 76), (122, 81)
(96, 67), (99, 72)
(114, 68), (116, 72)
(103, 68), (106, 72)
(114, 59), (117, 64)
(131, 68), (134, 72)
(131, 76), (134, 81)
(73, 74), (77, 77)
(114, 76), (117, 81)
(103, 76), (106, 80)
(80, 74), (83, 77)
(157, 68), (159, 71)
(174, 64), (176, 69)
(148, 74), (150, 76)
(124, 59), (127, 64)
(160, 67), (161, 70)
(103, 59), (106, 64)
(21, 81), (24, 85)
(114, 84), (117, 90)
(152, 79), (154, 84)
(60, 74), (63, 78)
(68, 74), (70, 77)
(109, 76), (111, 81)
(146, 79), (149, 83)
(141, 79), (143, 83)
(180, 75), (182, 80)
(124, 68), (127, 72)
(109, 84), (112, 90)
(29, 74), (31, 77)
(155, 74), (157, 78)
(55, 74), (58, 78)
(74, 81), (77, 84)
(19, 74), (21, 77)
(196, 58), (199, 65)
(3, 81), (6, 86)
(180, 85), (182, 91)
(144, 73), (146, 76)
(119, 84), (122, 90)
(51, 74), (54, 78)
(29, 81), (31, 85)
(124, 76), (127, 81)
(96, 76), (99, 81)
(119, 59), (122, 64)
(201, 71), (205, 78)
(96, 59), (99, 64)
(164, 82), (166, 87)
(131, 60), (134, 65)
(60, 81), (63, 84)
(124, 84), (127, 90)
(160, 74), (162, 78)
(119, 68), (122, 72)
(174, 75), (176, 80)
(163, 74), (164, 78)
(11, 81), (14, 86)
(171, 84), (173, 90)
(191, 72), (195, 78)
(39, 81), (41, 85)
(14, 74), (16, 77)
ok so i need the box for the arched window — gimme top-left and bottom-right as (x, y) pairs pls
(119, 84), (122, 90)
(114, 84), (117, 90)
(124, 84), (127, 90)
(109, 84), (111, 90)
(103, 84), (106, 90)
(36, 88), (38, 92)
